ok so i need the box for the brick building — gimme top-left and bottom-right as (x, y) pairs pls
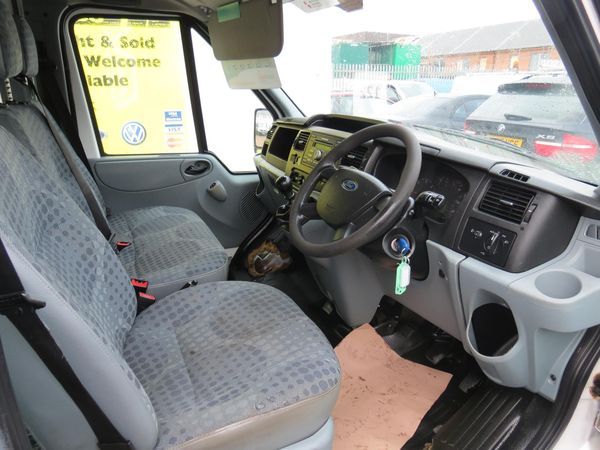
(417, 20), (561, 72)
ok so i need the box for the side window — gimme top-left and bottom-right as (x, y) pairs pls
(191, 29), (265, 173)
(454, 103), (470, 121)
(72, 17), (199, 156)
(454, 99), (484, 121)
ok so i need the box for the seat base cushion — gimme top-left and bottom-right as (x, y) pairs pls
(123, 282), (341, 450)
(109, 206), (228, 297)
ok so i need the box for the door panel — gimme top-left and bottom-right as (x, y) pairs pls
(95, 158), (196, 191)
(92, 154), (266, 248)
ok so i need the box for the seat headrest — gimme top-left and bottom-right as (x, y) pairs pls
(14, 16), (38, 78)
(0, 6), (23, 80)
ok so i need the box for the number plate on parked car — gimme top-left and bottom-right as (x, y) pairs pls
(488, 135), (524, 148)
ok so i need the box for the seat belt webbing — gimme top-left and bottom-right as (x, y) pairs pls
(0, 238), (131, 449)
(25, 79), (113, 240)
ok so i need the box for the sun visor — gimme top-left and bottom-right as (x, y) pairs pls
(207, 0), (283, 61)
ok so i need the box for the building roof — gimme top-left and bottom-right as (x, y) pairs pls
(417, 20), (553, 57)
(333, 31), (413, 44)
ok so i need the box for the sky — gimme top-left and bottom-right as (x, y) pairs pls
(276, 0), (546, 114)
(285, 0), (541, 36)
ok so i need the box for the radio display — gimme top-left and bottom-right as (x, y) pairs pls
(314, 142), (332, 153)
(302, 140), (333, 167)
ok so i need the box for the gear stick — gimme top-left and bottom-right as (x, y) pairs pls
(274, 175), (294, 222)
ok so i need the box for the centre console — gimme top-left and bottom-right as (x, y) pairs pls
(457, 176), (578, 272)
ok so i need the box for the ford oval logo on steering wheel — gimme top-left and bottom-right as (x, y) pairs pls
(341, 179), (358, 192)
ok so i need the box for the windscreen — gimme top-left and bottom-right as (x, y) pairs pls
(275, 0), (600, 184)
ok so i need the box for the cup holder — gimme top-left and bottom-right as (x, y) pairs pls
(535, 271), (582, 299)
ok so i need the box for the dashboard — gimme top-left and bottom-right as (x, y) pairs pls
(256, 114), (580, 274)
(254, 114), (600, 401)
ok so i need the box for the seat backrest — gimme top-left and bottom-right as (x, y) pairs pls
(0, 10), (109, 230)
(0, 9), (158, 449)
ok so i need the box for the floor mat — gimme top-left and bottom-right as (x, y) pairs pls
(333, 324), (452, 450)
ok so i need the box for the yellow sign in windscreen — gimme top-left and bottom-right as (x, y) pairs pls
(73, 18), (198, 155)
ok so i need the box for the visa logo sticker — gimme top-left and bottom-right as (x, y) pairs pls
(164, 124), (183, 134)
(164, 111), (182, 122)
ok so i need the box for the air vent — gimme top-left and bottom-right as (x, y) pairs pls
(500, 169), (530, 183)
(294, 131), (310, 151)
(341, 146), (367, 169)
(261, 143), (268, 156)
(586, 224), (600, 240)
(266, 126), (276, 140)
(479, 181), (535, 224)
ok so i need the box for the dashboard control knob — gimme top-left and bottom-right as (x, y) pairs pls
(314, 149), (325, 161)
(483, 230), (500, 255)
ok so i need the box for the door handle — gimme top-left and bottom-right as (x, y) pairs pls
(184, 160), (211, 176)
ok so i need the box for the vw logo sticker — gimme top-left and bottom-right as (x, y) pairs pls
(341, 179), (358, 192)
(121, 121), (147, 145)
(497, 123), (506, 133)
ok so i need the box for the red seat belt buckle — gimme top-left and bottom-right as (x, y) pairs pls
(136, 291), (156, 314)
(116, 241), (131, 251)
(131, 278), (149, 295)
(138, 292), (155, 302)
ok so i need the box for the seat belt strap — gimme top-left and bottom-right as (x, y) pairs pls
(0, 333), (30, 450)
(20, 77), (113, 240)
(0, 238), (132, 449)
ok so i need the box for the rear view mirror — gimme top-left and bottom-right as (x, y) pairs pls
(254, 108), (274, 151)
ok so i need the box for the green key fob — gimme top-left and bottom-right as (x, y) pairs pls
(395, 257), (411, 295)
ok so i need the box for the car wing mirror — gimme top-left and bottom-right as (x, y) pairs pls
(254, 108), (274, 152)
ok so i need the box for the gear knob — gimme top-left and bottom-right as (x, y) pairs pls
(275, 175), (293, 194)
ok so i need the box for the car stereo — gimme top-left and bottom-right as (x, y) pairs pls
(302, 140), (333, 167)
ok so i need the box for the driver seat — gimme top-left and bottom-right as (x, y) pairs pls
(0, 51), (340, 450)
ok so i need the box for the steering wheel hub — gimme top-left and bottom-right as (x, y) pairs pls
(317, 168), (391, 227)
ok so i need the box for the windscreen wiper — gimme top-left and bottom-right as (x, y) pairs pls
(504, 113), (532, 121)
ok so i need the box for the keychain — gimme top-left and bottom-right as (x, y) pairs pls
(395, 254), (411, 295)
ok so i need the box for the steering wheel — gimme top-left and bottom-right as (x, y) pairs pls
(289, 123), (422, 258)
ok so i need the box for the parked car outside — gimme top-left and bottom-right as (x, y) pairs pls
(465, 74), (598, 161)
(332, 80), (437, 117)
(451, 72), (535, 96)
(388, 94), (489, 131)
(386, 80), (437, 103)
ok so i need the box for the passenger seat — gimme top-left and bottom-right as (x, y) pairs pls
(0, 125), (341, 450)
(0, 11), (228, 297)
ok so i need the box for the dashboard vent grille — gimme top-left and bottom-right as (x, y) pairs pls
(586, 224), (600, 240)
(500, 169), (530, 183)
(479, 181), (535, 224)
(266, 126), (276, 140)
(341, 146), (367, 169)
(294, 131), (310, 151)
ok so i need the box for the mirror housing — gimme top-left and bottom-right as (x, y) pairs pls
(254, 108), (274, 151)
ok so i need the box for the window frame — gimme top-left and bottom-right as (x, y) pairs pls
(65, 8), (294, 174)
(68, 12), (206, 157)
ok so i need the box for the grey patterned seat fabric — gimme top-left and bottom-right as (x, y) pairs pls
(0, 12), (228, 297)
(108, 206), (228, 297)
(0, 11), (340, 449)
(0, 125), (340, 449)
(125, 282), (340, 449)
